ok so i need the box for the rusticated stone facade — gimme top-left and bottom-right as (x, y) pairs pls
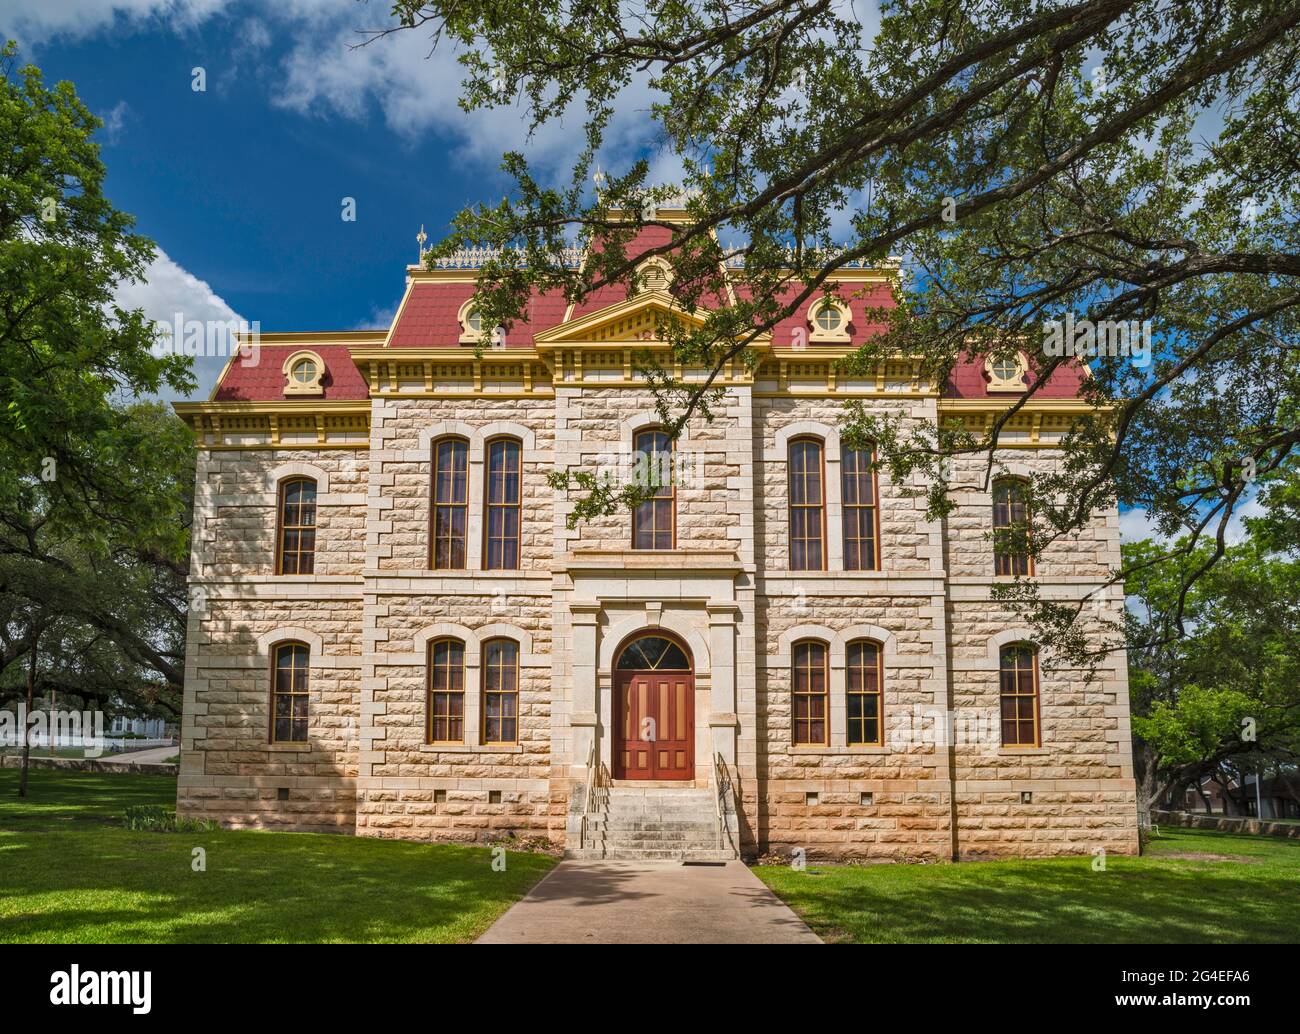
(174, 219), (1140, 861)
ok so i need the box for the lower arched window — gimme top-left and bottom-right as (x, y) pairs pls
(271, 642), (309, 743)
(999, 644), (1040, 746)
(428, 638), (466, 744)
(792, 639), (829, 746)
(846, 640), (884, 746)
(482, 638), (520, 745)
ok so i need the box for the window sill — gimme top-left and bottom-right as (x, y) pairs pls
(789, 745), (892, 755)
(418, 743), (525, 754)
(997, 747), (1050, 756)
(267, 742), (312, 752)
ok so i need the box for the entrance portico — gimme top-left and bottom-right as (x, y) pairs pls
(562, 549), (744, 791)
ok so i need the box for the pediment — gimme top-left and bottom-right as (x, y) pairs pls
(534, 291), (710, 345)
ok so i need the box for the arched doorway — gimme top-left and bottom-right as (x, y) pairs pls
(613, 632), (695, 780)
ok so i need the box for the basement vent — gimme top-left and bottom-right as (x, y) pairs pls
(1021, 791), (1033, 804)
(860, 792), (874, 806)
(488, 790), (502, 804)
(805, 792), (819, 806)
(434, 789), (447, 804)
(276, 788), (289, 802)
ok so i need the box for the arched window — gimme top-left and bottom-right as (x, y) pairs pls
(846, 640), (884, 746)
(427, 638), (466, 744)
(999, 644), (1040, 747)
(277, 477), (317, 574)
(993, 478), (1032, 576)
(842, 443), (880, 570)
(430, 437), (469, 569)
(482, 638), (520, 745)
(271, 642), (309, 743)
(788, 437), (825, 571)
(632, 427), (674, 550)
(792, 639), (829, 746)
(484, 437), (522, 570)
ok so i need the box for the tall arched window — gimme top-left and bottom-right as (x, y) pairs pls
(430, 437), (469, 570)
(271, 642), (309, 743)
(484, 437), (522, 570)
(427, 638), (466, 744)
(791, 639), (829, 746)
(993, 478), (1032, 576)
(632, 427), (674, 550)
(842, 444), (880, 571)
(999, 644), (1040, 746)
(788, 437), (825, 571)
(846, 639), (884, 746)
(277, 477), (317, 574)
(482, 638), (520, 745)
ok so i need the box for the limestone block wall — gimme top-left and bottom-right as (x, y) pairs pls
(369, 396), (555, 573)
(755, 591), (951, 861)
(356, 396), (559, 844)
(178, 378), (1140, 862)
(355, 591), (555, 843)
(179, 446), (367, 831)
(177, 595), (362, 832)
(753, 396), (941, 574)
(553, 387), (742, 554)
(194, 448), (369, 579)
(948, 597), (1139, 859)
(946, 450), (1120, 580)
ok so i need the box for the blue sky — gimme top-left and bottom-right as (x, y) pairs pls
(2, 0), (672, 399)
(0, 1), (1254, 548)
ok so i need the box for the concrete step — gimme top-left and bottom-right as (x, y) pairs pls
(588, 831), (722, 843)
(590, 827), (722, 832)
(564, 846), (735, 861)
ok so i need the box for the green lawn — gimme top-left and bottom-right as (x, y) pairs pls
(0, 768), (555, 943)
(755, 829), (1300, 943)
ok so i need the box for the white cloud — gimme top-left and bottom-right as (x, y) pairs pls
(100, 100), (131, 142)
(1119, 493), (1264, 548)
(1224, 494), (1264, 546)
(275, 15), (664, 181)
(1118, 506), (1163, 544)
(114, 245), (245, 402)
(0, 0), (229, 43)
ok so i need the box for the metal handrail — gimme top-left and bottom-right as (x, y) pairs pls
(712, 752), (732, 854)
(579, 742), (610, 851)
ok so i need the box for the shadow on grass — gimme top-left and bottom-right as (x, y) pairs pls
(0, 768), (554, 943)
(756, 833), (1300, 944)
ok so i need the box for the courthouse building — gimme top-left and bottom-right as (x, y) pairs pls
(174, 212), (1140, 861)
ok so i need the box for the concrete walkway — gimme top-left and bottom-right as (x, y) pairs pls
(477, 860), (822, 944)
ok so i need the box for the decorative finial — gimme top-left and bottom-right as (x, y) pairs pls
(416, 224), (427, 263)
(593, 165), (607, 191)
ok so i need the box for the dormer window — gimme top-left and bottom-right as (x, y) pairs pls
(635, 259), (673, 294)
(282, 350), (325, 396)
(985, 351), (1028, 392)
(815, 303), (842, 332)
(458, 299), (484, 344)
(808, 298), (851, 343)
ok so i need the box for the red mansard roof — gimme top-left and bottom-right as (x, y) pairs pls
(206, 222), (1087, 402)
(213, 344), (370, 402)
(943, 352), (1089, 399)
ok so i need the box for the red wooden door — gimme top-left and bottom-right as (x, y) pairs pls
(614, 670), (694, 780)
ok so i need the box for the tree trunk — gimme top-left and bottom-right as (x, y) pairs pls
(18, 633), (38, 798)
